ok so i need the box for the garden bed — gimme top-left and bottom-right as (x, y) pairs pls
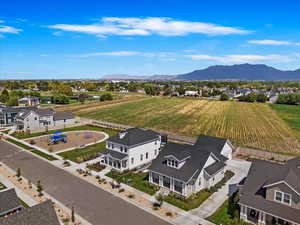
(86, 162), (106, 172)
(106, 171), (159, 196)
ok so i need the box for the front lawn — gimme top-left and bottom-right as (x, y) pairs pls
(165, 170), (235, 211)
(106, 171), (159, 196)
(207, 192), (252, 225)
(58, 141), (106, 163)
(86, 162), (106, 172)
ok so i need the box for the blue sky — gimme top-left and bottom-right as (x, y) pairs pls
(1, 0), (300, 79)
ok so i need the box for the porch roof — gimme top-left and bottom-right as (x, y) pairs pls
(101, 149), (128, 160)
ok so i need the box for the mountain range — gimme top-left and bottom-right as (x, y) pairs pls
(103, 64), (300, 81)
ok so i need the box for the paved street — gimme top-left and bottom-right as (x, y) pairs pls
(0, 140), (172, 225)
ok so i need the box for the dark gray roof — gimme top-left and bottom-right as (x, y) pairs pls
(149, 135), (229, 182)
(108, 128), (160, 147)
(239, 158), (300, 224)
(101, 149), (128, 160)
(16, 107), (53, 120)
(204, 161), (225, 176)
(0, 200), (60, 225)
(53, 111), (74, 121)
(35, 108), (54, 117)
(0, 189), (22, 215)
(1, 106), (36, 114)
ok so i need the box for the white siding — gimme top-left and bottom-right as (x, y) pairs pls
(54, 118), (75, 127)
(221, 142), (233, 160)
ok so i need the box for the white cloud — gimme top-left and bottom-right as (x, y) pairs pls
(185, 54), (292, 63)
(48, 17), (250, 37)
(72, 51), (176, 58)
(40, 54), (50, 57)
(248, 39), (300, 46)
(0, 25), (22, 34)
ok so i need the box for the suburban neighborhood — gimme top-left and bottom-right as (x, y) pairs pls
(2, 1), (300, 225)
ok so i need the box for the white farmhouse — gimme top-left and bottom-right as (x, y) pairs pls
(148, 135), (234, 197)
(15, 108), (75, 132)
(100, 128), (161, 171)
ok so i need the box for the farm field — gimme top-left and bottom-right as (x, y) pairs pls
(55, 95), (146, 113)
(76, 97), (300, 154)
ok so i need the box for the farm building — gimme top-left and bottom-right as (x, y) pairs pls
(100, 128), (161, 171)
(148, 135), (234, 197)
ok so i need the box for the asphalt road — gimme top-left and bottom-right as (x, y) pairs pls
(0, 140), (172, 225)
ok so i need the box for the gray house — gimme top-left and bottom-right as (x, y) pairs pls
(0, 106), (35, 126)
(0, 189), (22, 217)
(16, 108), (75, 131)
(239, 157), (300, 225)
(0, 200), (60, 225)
(148, 135), (233, 197)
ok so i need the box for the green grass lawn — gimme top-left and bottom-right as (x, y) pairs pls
(0, 182), (6, 190)
(106, 171), (159, 196)
(5, 138), (34, 150)
(57, 127), (118, 163)
(31, 150), (58, 161)
(207, 200), (252, 225)
(12, 125), (117, 139)
(270, 104), (300, 140)
(19, 198), (29, 208)
(164, 190), (211, 211)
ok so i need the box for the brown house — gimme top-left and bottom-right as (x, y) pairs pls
(239, 157), (300, 225)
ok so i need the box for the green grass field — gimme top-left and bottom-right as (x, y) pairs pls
(76, 97), (300, 154)
(270, 104), (300, 139)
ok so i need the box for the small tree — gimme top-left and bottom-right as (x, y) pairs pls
(71, 206), (75, 222)
(37, 180), (43, 197)
(155, 194), (164, 207)
(16, 168), (21, 178)
(220, 93), (229, 101)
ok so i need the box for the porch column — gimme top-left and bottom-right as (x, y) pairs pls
(149, 171), (152, 183)
(170, 178), (174, 191)
(258, 211), (265, 225)
(240, 205), (247, 220)
(159, 175), (163, 187)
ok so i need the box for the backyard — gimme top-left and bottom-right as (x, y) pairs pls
(75, 97), (300, 154)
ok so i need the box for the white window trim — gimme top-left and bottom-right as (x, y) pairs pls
(274, 190), (292, 206)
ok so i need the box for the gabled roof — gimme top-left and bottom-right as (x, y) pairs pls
(149, 135), (229, 182)
(108, 128), (160, 147)
(239, 157), (300, 224)
(0, 189), (22, 215)
(0, 200), (60, 225)
(16, 107), (54, 120)
(53, 111), (74, 121)
(204, 161), (225, 176)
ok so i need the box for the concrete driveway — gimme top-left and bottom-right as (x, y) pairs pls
(0, 141), (172, 225)
(190, 159), (251, 218)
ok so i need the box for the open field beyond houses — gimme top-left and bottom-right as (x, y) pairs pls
(76, 97), (300, 154)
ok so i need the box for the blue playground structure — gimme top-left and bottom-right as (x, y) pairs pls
(49, 131), (67, 145)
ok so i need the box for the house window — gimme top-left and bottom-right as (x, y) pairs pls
(120, 146), (123, 152)
(274, 191), (291, 205)
(34, 117), (37, 120)
(140, 154), (143, 161)
(111, 144), (114, 149)
(146, 152), (149, 159)
(124, 147), (128, 153)
(131, 158), (134, 164)
(155, 141), (157, 145)
(155, 149), (157, 155)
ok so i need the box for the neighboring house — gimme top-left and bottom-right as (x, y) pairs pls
(16, 108), (75, 131)
(0, 200), (60, 225)
(0, 106), (36, 126)
(0, 189), (23, 217)
(18, 96), (40, 107)
(100, 128), (161, 171)
(239, 157), (300, 225)
(184, 90), (199, 96)
(148, 135), (234, 197)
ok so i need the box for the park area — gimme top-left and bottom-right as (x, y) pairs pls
(74, 97), (300, 155)
(24, 130), (107, 152)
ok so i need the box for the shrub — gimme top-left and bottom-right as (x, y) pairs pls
(119, 188), (125, 193)
(29, 139), (36, 145)
(127, 194), (135, 199)
(165, 212), (173, 217)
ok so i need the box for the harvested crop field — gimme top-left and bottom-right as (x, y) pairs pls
(55, 96), (146, 113)
(76, 97), (300, 154)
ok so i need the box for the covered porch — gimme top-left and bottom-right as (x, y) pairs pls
(100, 149), (128, 172)
(240, 205), (299, 225)
(149, 171), (194, 196)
